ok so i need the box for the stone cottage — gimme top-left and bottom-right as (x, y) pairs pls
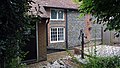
(34, 0), (102, 50)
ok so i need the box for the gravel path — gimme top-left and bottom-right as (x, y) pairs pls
(85, 45), (120, 57)
(27, 45), (120, 68)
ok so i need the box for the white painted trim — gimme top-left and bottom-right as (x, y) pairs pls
(50, 27), (65, 43)
(50, 40), (65, 43)
(50, 19), (65, 21)
(36, 22), (39, 61)
(50, 9), (64, 21)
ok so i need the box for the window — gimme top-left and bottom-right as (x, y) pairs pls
(50, 27), (65, 43)
(51, 9), (64, 20)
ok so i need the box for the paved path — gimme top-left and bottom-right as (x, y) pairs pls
(47, 51), (73, 62)
(27, 50), (74, 68)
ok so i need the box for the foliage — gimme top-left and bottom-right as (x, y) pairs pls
(0, 0), (40, 67)
(66, 49), (84, 68)
(78, 0), (120, 32)
(84, 56), (120, 68)
(67, 49), (120, 68)
(8, 57), (26, 68)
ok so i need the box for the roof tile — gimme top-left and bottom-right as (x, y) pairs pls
(36, 0), (78, 9)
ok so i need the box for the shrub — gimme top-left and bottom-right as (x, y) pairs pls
(83, 56), (120, 68)
(8, 57), (26, 68)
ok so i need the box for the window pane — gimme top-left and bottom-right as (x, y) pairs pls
(51, 28), (57, 41)
(58, 10), (64, 19)
(58, 28), (64, 41)
(51, 10), (57, 19)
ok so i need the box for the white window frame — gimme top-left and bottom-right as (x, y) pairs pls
(50, 27), (65, 43)
(50, 9), (64, 20)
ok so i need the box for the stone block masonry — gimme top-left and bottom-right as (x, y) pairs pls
(67, 10), (85, 48)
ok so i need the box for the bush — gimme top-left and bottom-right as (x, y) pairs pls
(84, 56), (120, 68)
(0, 0), (40, 67)
(8, 57), (26, 68)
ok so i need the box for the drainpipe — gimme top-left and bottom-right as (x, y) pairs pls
(46, 18), (50, 46)
(36, 22), (39, 62)
(65, 9), (68, 49)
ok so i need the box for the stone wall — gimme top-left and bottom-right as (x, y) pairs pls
(67, 10), (85, 48)
(47, 8), (102, 49)
(47, 42), (66, 49)
(67, 10), (102, 48)
(90, 24), (102, 40)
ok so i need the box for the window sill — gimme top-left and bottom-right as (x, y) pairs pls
(50, 19), (65, 22)
(50, 40), (65, 43)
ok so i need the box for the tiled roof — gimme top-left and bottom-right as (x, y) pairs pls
(38, 6), (49, 18)
(35, 0), (78, 9)
(30, 0), (78, 18)
(30, 3), (49, 18)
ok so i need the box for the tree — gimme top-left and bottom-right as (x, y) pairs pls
(0, 0), (39, 67)
(78, 0), (120, 33)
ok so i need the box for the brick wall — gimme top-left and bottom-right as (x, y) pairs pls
(38, 19), (47, 61)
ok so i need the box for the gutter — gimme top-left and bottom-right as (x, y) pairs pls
(44, 6), (78, 10)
